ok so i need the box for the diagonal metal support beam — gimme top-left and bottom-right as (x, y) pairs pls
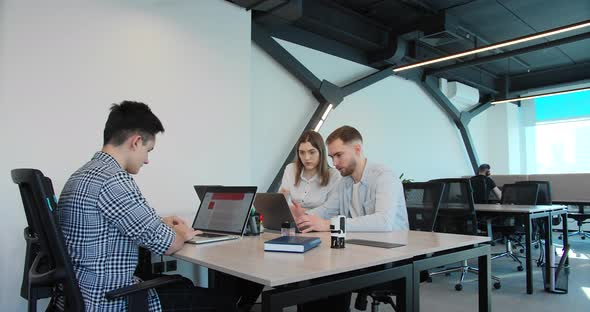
(468, 101), (493, 119)
(341, 66), (394, 97)
(421, 75), (479, 173)
(252, 22), (322, 91)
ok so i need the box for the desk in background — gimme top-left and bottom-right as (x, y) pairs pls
(475, 204), (568, 294)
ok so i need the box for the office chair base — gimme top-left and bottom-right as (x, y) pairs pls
(564, 230), (590, 240)
(429, 261), (501, 291)
(492, 239), (524, 270)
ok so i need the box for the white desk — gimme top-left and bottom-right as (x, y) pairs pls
(174, 231), (491, 312)
(475, 204), (569, 294)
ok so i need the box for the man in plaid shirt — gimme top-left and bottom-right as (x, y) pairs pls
(56, 101), (239, 311)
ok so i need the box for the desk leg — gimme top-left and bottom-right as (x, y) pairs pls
(544, 214), (552, 291)
(261, 292), (280, 312)
(562, 212), (569, 266)
(412, 266), (421, 312)
(478, 252), (491, 312)
(525, 215), (533, 294)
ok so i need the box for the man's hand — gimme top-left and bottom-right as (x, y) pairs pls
(289, 199), (306, 219)
(279, 187), (290, 198)
(162, 215), (186, 228)
(173, 223), (201, 241)
(295, 214), (330, 233)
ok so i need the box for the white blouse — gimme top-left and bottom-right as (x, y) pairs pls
(279, 163), (341, 209)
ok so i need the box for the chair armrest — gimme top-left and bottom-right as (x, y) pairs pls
(105, 275), (185, 300)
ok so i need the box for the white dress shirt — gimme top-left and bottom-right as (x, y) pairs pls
(279, 163), (341, 209)
(308, 160), (409, 232)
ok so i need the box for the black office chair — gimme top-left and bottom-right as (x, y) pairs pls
(560, 205), (590, 240)
(470, 175), (489, 204)
(490, 183), (540, 271)
(515, 181), (556, 263)
(516, 181), (552, 205)
(354, 182), (445, 312)
(12, 168), (185, 312)
(405, 182), (445, 231)
(501, 183), (539, 205)
(428, 178), (501, 291)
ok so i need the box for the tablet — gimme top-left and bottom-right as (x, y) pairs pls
(345, 239), (405, 249)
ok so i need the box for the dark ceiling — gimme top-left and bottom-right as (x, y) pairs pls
(229, 0), (590, 99)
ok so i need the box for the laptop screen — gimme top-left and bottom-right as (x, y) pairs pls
(192, 186), (256, 235)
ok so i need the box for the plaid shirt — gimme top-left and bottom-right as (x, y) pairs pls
(56, 152), (175, 311)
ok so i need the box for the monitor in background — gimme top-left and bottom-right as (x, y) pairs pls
(254, 193), (296, 231)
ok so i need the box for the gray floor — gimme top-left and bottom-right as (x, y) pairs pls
(253, 231), (590, 311)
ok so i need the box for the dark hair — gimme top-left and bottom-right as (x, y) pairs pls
(294, 130), (331, 187)
(478, 164), (491, 172)
(103, 101), (164, 146)
(326, 125), (363, 145)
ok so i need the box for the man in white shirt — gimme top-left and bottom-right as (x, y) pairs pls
(291, 125), (409, 233)
(291, 125), (409, 312)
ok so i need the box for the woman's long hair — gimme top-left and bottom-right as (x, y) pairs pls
(294, 130), (330, 187)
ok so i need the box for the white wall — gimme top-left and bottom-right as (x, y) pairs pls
(0, 0), (250, 309)
(468, 103), (523, 174)
(251, 38), (474, 186)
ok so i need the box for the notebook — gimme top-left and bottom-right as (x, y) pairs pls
(264, 236), (321, 253)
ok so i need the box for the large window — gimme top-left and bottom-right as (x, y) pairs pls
(533, 89), (590, 173)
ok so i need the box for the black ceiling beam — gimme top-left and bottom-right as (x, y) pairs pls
(427, 32), (590, 75)
(267, 23), (371, 66)
(507, 61), (590, 95)
(252, 22), (322, 91)
(254, 0), (391, 51)
(413, 42), (500, 95)
(455, 25), (530, 71)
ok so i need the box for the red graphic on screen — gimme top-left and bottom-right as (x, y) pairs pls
(208, 201), (215, 209)
(211, 193), (245, 200)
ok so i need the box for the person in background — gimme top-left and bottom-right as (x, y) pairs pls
(475, 163), (502, 200)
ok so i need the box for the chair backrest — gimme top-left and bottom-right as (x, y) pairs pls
(469, 175), (489, 204)
(501, 183), (540, 205)
(403, 182), (445, 232)
(515, 180), (552, 205)
(429, 178), (478, 235)
(12, 169), (84, 311)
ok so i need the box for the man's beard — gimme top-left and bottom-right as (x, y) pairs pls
(339, 158), (356, 177)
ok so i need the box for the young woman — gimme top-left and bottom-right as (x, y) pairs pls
(279, 130), (341, 210)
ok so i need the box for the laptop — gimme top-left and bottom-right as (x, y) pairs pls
(193, 185), (223, 201)
(253, 193), (298, 231)
(187, 186), (257, 244)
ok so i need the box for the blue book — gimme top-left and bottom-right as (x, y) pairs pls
(264, 236), (321, 253)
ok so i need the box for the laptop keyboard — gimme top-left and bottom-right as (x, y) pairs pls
(195, 233), (226, 238)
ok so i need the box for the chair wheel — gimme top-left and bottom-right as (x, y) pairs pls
(558, 235), (563, 240)
(517, 266), (524, 271)
(493, 282), (501, 289)
(426, 277), (432, 283)
(455, 284), (463, 291)
(582, 236), (586, 240)
(519, 249), (525, 253)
